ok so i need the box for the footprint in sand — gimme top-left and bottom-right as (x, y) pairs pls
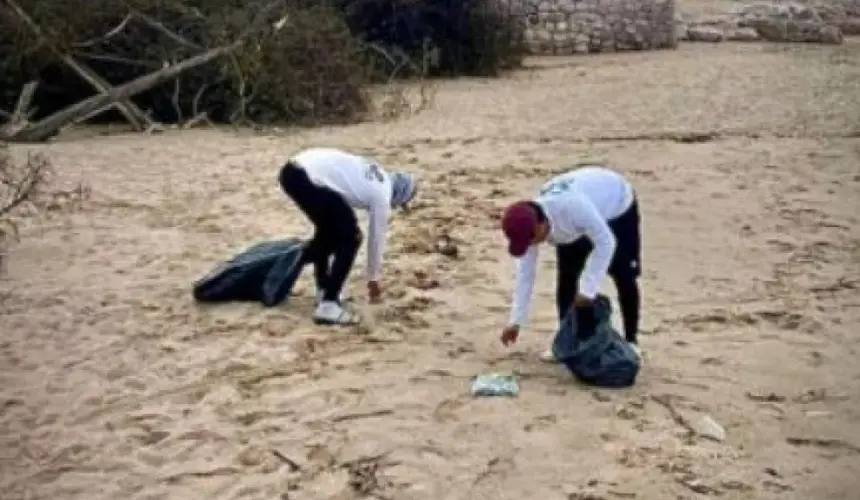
(523, 414), (558, 432)
(433, 397), (467, 422)
(235, 445), (282, 472)
(445, 340), (476, 360)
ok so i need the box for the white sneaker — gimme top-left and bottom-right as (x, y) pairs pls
(313, 301), (360, 326)
(539, 347), (560, 363)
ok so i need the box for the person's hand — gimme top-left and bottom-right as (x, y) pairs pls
(573, 293), (592, 308)
(500, 324), (520, 347)
(367, 281), (382, 304)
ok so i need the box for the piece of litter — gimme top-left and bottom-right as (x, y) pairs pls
(692, 414), (726, 442)
(470, 373), (519, 397)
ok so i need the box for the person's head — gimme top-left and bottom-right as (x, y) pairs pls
(501, 201), (550, 257)
(390, 172), (418, 209)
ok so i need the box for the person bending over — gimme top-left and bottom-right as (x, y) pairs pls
(279, 147), (418, 326)
(499, 164), (643, 359)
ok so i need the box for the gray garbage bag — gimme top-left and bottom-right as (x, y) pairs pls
(192, 238), (306, 307)
(551, 294), (640, 388)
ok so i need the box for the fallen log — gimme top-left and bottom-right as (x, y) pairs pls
(0, 0), (286, 143)
(5, 0), (154, 130)
(0, 81), (38, 138)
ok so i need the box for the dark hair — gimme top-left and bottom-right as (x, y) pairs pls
(528, 201), (547, 223)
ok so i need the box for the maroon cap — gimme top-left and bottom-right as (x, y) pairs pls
(502, 201), (538, 257)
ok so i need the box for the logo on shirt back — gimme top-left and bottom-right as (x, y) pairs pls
(540, 178), (574, 196)
(365, 163), (385, 183)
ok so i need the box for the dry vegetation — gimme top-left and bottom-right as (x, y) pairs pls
(0, 142), (50, 269)
(0, 0), (525, 141)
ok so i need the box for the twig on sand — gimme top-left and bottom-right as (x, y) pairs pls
(339, 452), (391, 470)
(271, 450), (301, 471)
(786, 437), (860, 454)
(162, 466), (241, 484)
(676, 476), (721, 495)
(182, 112), (213, 129)
(330, 409), (394, 423)
(472, 456), (501, 485)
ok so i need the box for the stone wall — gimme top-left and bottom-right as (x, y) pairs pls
(505, 0), (677, 55)
(677, 1), (860, 45)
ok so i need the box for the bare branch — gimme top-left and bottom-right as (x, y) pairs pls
(171, 58), (183, 122)
(182, 112), (213, 129)
(1, 0), (287, 142)
(1, 146), (52, 271)
(70, 13), (133, 48)
(73, 52), (162, 70)
(360, 38), (436, 122)
(0, 151), (49, 219)
(0, 82), (38, 138)
(227, 54), (251, 126)
(5, 0), (153, 130)
(192, 83), (210, 117)
(131, 10), (204, 50)
(9, 82), (38, 124)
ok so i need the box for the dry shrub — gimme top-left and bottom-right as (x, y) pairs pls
(340, 0), (526, 78)
(227, 5), (370, 125)
(0, 142), (89, 272)
(0, 0), (371, 126)
(0, 141), (50, 270)
(0, 0), (524, 128)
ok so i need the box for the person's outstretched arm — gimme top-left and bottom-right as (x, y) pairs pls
(365, 193), (391, 284)
(508, 245), (540, 328)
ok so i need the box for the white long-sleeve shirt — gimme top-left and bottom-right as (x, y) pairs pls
(509, 166), (635, 327)
(291, 148), (392, 282)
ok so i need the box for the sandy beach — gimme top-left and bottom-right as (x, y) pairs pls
(2, 34), (860, 500)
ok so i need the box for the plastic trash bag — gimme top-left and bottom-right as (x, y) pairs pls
(551, 294), (640, 388)
(192, 238), (306, 307)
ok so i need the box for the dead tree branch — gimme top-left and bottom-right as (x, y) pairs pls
(70, 13), (133, 48)
(0, 150), (49, 219)
(181, 112), (212, 129)
(171, 57), (183, 122)
(0, 0), (286, 143)
(362, 40), (436, 121)
(131, 10), (204, 51)
(5, 0), (154, 130)
(0, 144), (51, 267)
(3, 47), (231, 142)
(9, 82), (37, 124)
(73, 52), (162, 70)
(0, 82), (38, 138)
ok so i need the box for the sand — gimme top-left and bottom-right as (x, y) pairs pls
(2, 38), (860, 500)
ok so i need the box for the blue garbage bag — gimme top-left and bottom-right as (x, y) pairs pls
(192, 238), (306, 307)
(551, 294), (640, 388)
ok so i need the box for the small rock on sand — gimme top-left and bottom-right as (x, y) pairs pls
(688, 26), (725, 42)
(726, 27), (761, 41)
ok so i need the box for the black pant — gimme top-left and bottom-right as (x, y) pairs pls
(279, 162), (361, 303)
(556, 198), (642, 343)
